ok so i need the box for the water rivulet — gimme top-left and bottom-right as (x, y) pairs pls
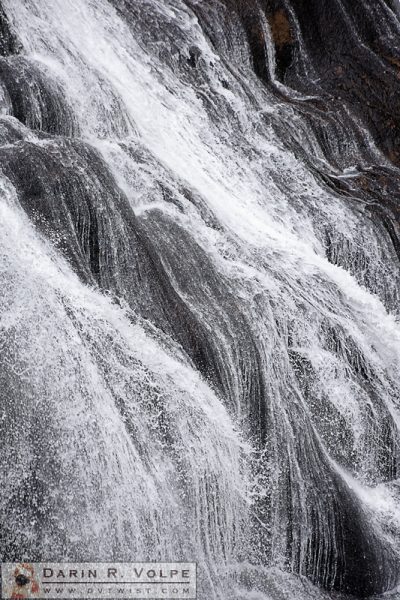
(1, 1), (400, 598)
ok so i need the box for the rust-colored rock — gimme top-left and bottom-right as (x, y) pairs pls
(268, 9), (293, 47)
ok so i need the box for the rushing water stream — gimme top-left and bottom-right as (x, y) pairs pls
(1, 1), (400, 598)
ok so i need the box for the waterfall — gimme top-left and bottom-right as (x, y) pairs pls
(1, 0), (400, 598)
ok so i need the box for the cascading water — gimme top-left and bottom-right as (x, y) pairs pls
(1, 0), (400, 598)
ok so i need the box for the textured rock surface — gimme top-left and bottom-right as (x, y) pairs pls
(1, 1), (400, 598)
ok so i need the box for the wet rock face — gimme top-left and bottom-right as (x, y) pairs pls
(266, 8), (294, 78)
(1, 0), (400, 598)
(187, 1), (400, 279)
(280, 0), (400, 163)
(0, 57), (78, 136)
(193, 0), (400, 283)
(203, 0), (400, 165)
(0, 3), (22, 56)
(178, 1), (400, 596)
(259, 0), (400, 165)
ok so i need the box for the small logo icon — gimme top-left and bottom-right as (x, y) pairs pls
(10, 564), (39, 599)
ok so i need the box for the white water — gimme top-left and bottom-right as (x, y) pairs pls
(1, 0), (400, 598)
